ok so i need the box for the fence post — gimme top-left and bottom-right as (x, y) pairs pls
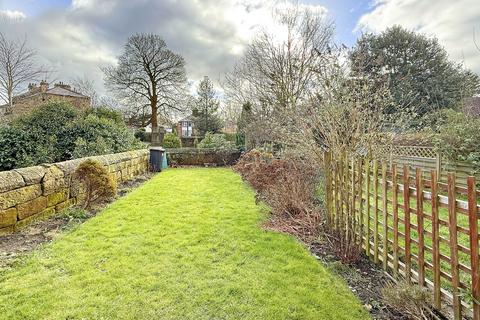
(448, 173), (461, 319)
(403, 165), (412, 283)
(468, 176), (479, 320)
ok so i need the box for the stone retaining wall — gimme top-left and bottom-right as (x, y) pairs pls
(166, 148), (241, 166)
(0, 150), (149, 235)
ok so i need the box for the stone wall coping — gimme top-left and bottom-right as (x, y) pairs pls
(0, 171), (25, 193)
(0, 149), (149, 189)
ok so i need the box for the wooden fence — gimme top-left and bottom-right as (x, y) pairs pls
(324, 152), (480, 319)
(377, 145), (478, 188)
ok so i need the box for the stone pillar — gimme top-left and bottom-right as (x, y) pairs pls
(151, 126), (165, 147)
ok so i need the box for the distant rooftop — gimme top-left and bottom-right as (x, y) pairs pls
(15, 81), (89, 100)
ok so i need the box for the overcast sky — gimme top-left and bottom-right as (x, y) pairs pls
(1, 0), (479, 96)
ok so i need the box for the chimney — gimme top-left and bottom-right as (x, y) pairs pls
(54, 81), (71, 91)
(28, 83), (37, 91)
(40, 81), (49, 93)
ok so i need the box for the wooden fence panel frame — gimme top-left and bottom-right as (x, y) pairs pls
(325, 151), (480, 319)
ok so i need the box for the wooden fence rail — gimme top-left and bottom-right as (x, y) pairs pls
(324, 152), (480, 320)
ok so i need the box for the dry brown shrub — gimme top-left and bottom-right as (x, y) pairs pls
(234, 150), (322, 244)
(382, 281), (432, 320)
(326, 227), (362, 265)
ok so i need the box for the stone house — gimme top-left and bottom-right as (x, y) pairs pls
(175, 116), (202, 147)
(176, 116), (198, 138)
(0, 81), (91, 122)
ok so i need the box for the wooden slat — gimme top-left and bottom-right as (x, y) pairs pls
(392, 164), (399, 277)
(335, 161), (340, 231)
(448, 173), (461, 319)
(339, 160), (344, 231)
(358, 159), (364, 249)
(431, 170), (441, 310)
(351, 159), (356, 245)
(324, 152), (332, 226)
(373, 160), (379, 264)
(382, 161), (388, 270)
(365, 160), (371, 258)
(403, 165), (412, 283)
(416, 168), (425, 286)
(468, 176), (480, 320)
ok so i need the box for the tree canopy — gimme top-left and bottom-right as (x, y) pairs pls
(350, 26), (480, 121)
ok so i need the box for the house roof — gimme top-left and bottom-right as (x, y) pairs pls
(12, 83), (89, 101)
(178, 116), (197, 123)
(45, 86), (88, 98)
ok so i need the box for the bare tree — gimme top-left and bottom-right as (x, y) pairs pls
(71, 75), (99, 107)
(223, 5), (334, 146)
(103, 33), (187, 145)
(0, 32), (46, 109)
(225, 6), (333, 109)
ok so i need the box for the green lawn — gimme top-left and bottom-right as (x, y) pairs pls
(0, 168), (368, 320)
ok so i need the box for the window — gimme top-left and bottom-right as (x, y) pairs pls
(181, 121), (193, 137)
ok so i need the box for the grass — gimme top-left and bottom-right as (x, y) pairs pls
(0, 168), (369, 320)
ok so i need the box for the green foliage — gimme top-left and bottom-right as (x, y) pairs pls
(236, 102), (252, 148)
(60, 207), (89, 220)
(74, 159), (117, 209)
(88, 106), (124, 124)
(197, 132), (236, 150)
(433, 110), (480, 174)
(72, 137), (111, 159)
(0, 125), (38, 170)
(223, 132), (236, 142)
(14, 102), (78, 137)
(192, 76), (224, 135)
(163, 132), (182, 148)
(134, 128), (151, 142)
(350, 25), (480, 120)
(66, 113), (144, 158)
(0, 102), (144, 170)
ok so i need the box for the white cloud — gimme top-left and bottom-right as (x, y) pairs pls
(356, 0), (480, 74)
(0, 9), (26, 21)
(0, 0), (328, 97)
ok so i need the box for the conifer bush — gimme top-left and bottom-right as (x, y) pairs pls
(74, 159), (117, 209)
(163, 133), (182, 148)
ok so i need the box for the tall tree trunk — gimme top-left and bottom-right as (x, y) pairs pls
(150, 94), (161, 146)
